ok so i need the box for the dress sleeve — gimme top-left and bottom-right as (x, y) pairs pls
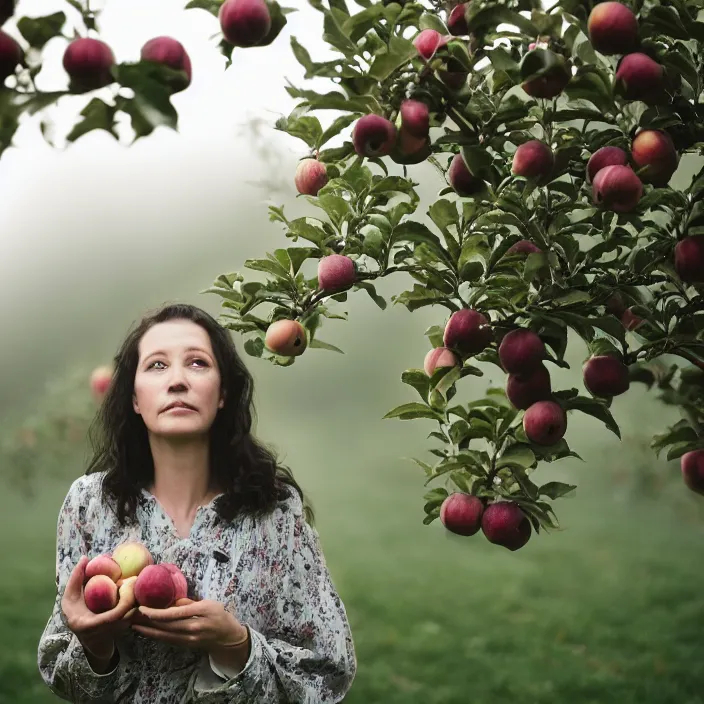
(188, 494), (357, 703)
(36, 478), (139, 702)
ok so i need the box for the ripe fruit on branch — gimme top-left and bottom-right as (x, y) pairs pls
(615, 53), (665, 104)
(592, 164), (642, 212)
(140, 37), (192, 93)
(583, 355), (630, 398)
(520, 48), (571, 99)
(90, 365), (113, 401)
(0, 29), (21, 81)
(523, 400), (567, 446)
(134, 564), (177, 609)
(621, 307), (643, 331)
(447, 154), (485, 196)
(317, 254), (356, 292)
(481, 502), (532, 551)
(294, 159), (328, 196)
(84, 575), (119, 614)
(631, 130), (679, 187)
(400, 99), (429, 140)
(443, 309), (492, 356)
(413, 29), (449, 60)
(63, 38), (115, 90)
(391, 127), (431, 164)
(511, 140), (554, 184)
(352, 114), (397, 158)
(440, 493), (484, 536)
(265, 319), (307, 357)
(605, 292), (627, 318)
(499, 329), (545, 375)
(506, 364), (552, 410)
(587, 1), (639, 56)
(586, 146), (628, 184)
(447, 4), (469, 36)
(111, 541), (153, 579)
(681, 450), (704, 496)
(506, 240), (542, 256)
(219, 0), (272, 47)
(423, 347), (459, 377)
(674, 237), (704, 285)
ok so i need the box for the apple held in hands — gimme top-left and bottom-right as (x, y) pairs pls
(111, 541), (154, 579)
(134, 565), (178, 609)
(83, 542), (154, 614)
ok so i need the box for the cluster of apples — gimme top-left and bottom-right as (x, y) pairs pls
(0, 0), (276, 95)
(83, 541), (188, 615)
(262, 252), (358, 358)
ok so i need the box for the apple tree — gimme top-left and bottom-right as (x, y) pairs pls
(200, 0), (704, 551)
(1, 0), (704, 551)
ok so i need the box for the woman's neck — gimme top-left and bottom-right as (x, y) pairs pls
(146, 435), (220, 519)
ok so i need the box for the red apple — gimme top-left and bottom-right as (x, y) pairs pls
(443, 309), (492, 356)
(586, 146), (628, 184)
(523, 400), (567, 445)
(440, 493), (484, 536)
(681, 450), (704, 496)
(294, 159), (328, 196)
(592, 164), (642, 212)
(481, 502), (532, 551)
(219, 0), (272, 47)
(587, 2), (639, 55)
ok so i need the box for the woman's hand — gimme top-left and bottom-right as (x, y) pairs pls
(130, 598), (248, 654)
(61, 555), (136, 660)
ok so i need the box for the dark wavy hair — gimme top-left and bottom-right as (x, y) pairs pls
(85, 302), (314, 527)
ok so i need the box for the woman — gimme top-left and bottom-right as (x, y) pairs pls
(37, 302), (357, 703)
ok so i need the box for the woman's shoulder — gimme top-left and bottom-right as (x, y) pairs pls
(63, 471), (110, 514)
(248, 487), (306, 536)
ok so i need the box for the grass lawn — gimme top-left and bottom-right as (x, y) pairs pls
(2, 459), (703, 704)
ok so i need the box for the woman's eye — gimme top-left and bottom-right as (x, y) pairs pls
(148, 359), (208, 369)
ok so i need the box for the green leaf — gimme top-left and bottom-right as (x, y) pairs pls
(66, 98), (118, 143)
(419, 12), (447, 33)
(383, 402), (445, 422)
(496, 443), (536, 470)
(287, 218), (327, 246)
(286, 247), (318, 275)
(428, 199), (459, 234)
(308, 338), (344, 353)
(244, 336), (265, 358)
(243, 258), (291, 279)
(465, 5), (538, 35)
(564, 396), (621, 438)
(318, 113), (358, 148)
(185, 0), (221, 16)
(315, 194), (352, 229)
(354, 281), (386, 309)
(393, 222), (453, 267)
(666, 441), (700, 461)
(401, 369), (431, 403)
(368, 34), (416, 81)
(275, 113), (322, 148)
(17, 12), (66, 49)
(539, 482), (577, 500)
(256, 0), (291, 47)
(113, 63), (178, 135)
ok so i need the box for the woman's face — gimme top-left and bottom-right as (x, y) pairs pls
(132, 319), (225, 439)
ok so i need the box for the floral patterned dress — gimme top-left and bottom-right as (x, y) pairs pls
(37, 471), (357, 703)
